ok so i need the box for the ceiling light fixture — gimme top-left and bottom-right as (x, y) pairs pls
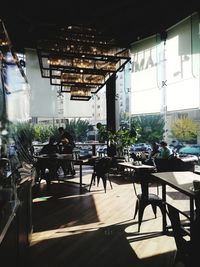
(37, 25), (130, 100)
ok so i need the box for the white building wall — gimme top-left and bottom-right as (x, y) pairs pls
(90, 86), (107, 125)
(26, 48), (58, 118)
(63, 93), (93, 118)
(26, 48), (95, 119)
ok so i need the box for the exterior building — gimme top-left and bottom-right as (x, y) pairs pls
(90, 86), (107, 126)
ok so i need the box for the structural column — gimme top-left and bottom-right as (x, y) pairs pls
(106, 74), (117, 156)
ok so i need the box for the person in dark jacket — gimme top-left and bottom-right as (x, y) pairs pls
(35, 136), (59, 184)
(39, 136), (58, 155)
(57, 127), (75, 154)
(57, 127), (76, 176)
(145, 142), (160, 166)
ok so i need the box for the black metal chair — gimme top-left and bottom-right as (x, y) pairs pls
(167, 191), (200, 267)
(132, 170), (165, 232)
(35, 156), (59, 185)
(89, 157), (113, 193)
(166, 203), (192, 267)
(154, 157), (196, 172)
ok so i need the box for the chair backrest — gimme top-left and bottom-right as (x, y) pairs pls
(110, 156), (125, 169)
(95, 157), (112, 175)
(194, 190), (200, 213)
(132, 170), (154, 200)
(154, 157), (195, 172)
(166, 204), (191, 256)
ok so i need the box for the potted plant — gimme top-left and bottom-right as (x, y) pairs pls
(96, 123), (137, 157)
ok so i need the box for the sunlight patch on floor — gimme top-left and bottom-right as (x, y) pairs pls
(31, 221), (105, 245)
(129, 235), (176, 260)
(124, 215), (176, 260)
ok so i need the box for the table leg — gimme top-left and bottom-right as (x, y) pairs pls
(162, 183), (167, 233)
(92, 145), (96, 156)
(79, 163), (82, 193)
(190, 197), (195, 223)
(190, 197), (195, 242)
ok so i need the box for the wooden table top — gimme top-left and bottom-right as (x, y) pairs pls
(118, 161), (155, 170)
(34, 153), (89, 164)
(152, 171), (200, 197)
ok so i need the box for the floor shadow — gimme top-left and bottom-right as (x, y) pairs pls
(32, 183), (99, 232)
(109, 174), (133, 185)
(30, 219), (175, 267)
(30, 225), (139, 267)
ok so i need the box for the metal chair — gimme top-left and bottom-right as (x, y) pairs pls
(132, 170), (165, 232)
(166, 203), (192, 267)
(89, 157), (113, 193)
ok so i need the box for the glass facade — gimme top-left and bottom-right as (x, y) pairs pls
(130, 13), (200, 115)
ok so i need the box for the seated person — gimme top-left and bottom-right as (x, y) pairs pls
(60, 137), (73, 154)
(58, 137), (75, 176)
(145, 142), (160, 165)
(154, 141), (178, 171)
(35, 136), (59, 184)
(57, 127), (75, 154)
(150, 142), (160, 158)
(39, 136), (58, 155)
(157, 141), (172, 159)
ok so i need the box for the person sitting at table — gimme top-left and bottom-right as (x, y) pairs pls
(35, 136), (59, 184)
(39, 136), (58, 155)
(58, 137), (76, 176)
(150, 142), (160, 158)
(57, 127), (75, 153)
(157, 141), (172, 159)
(145, 142), (160, 165)
(56, 127), (76, 176)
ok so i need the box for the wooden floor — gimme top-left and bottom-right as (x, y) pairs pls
(29, 165), (189, 267)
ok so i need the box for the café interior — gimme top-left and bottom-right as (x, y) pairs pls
(0, 2), (200, 267)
